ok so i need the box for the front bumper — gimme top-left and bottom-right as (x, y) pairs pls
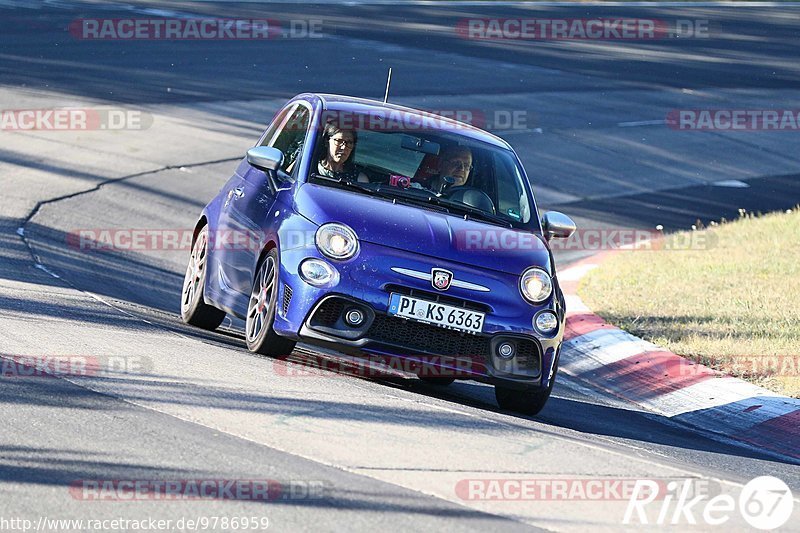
(272, 240), (564, 390)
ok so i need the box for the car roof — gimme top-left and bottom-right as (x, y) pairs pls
(299, 93), (513, 150)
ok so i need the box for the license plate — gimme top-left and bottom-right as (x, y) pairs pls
(387, 293), (484, 334)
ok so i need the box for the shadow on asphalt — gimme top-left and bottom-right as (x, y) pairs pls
(0, 388), (530, 525)
(5, 222), (796, 467)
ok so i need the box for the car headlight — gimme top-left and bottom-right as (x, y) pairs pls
(520, 267), (552, 304)
(315, 223), (359, 260)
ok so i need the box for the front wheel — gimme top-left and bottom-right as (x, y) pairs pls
(494, 385), (552, 416)
(245, 249), (296, 357)
(181, 225), (226, 330)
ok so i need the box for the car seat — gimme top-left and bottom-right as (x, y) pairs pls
(412, 153), (441, 189)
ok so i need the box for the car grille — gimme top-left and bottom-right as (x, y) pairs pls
(367, 313), (490, 358)
(282, 285), (293, 316)
(311, 297), (346, 327)
(514, 339), (540, 373)
(308, 296), (541, 373)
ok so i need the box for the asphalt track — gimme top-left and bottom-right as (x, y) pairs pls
(1, 1), (799, 531)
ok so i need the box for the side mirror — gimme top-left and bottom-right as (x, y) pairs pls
(541, 211), (576, 240)
(246, 146), (283, 172)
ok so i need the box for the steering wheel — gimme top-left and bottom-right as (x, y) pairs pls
(444, 186), (496, 215)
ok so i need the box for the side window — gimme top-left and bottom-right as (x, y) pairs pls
(494, 152), (530, 223)
(270, 105), (310, 176)
(258, 105), (293, 148)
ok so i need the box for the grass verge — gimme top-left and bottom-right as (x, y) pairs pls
(578, 207), (800, 398)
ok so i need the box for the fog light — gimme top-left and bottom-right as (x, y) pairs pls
(299, 259), (338, 287)
(534, 311), (558, 334)
(498, 342), (515, 359)
(344, 308), (365, 327)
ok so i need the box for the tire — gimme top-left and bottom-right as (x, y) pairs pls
(494, 385), (552, 416)
(419, 376), (456, 386)
(181, 225), (226, 330)
(245, 249), (296, 357)
(495, 357), (559, 416)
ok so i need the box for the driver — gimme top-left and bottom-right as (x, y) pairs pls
(429, 145), (473, 193)
(317, 121), (369, 183)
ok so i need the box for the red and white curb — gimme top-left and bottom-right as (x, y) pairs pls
(557, 255), (800, 462)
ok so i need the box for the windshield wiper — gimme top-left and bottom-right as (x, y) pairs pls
(310, 173), (387, 197)
(375, 186), (512, 226)
(311, 175), (513, 227)
(311, 174), (449, 213)
(372, 186), (451, 212)
(378, 185), (441, 205)
(436, 199), (514, 228)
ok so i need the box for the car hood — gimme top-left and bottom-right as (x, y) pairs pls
(294, 183), (552, 275)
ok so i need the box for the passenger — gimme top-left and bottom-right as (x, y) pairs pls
(317, 121), (369, 183)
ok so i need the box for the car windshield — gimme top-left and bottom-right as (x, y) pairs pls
(308, 111), (535, 228)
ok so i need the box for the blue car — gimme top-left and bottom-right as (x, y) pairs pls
(180, 93), (576, 415)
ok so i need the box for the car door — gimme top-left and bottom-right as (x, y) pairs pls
(216, 103), (311, 298)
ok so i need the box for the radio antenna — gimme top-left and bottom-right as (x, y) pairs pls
(383, 67), (392, 104)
